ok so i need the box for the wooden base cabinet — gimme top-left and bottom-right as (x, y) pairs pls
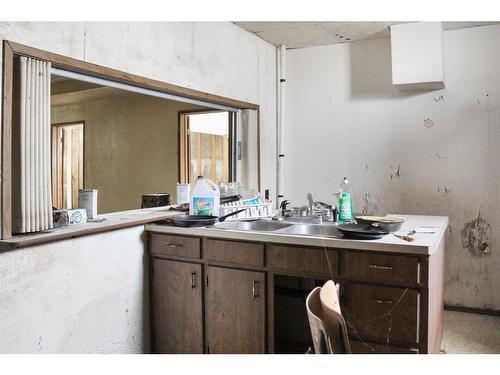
(206, 266), (266, 353)
(148, 232), (445, 354)
(151, 258), (203, 353)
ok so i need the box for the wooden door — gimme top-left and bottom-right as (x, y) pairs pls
(206, 266), (265, 353)
(151, 258), (203, 353)
(51, 122), (84, 209)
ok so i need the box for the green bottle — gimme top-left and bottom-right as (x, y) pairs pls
(338, 177), (353, 223)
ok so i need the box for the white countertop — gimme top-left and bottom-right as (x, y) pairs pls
(146, 214), (449, 255)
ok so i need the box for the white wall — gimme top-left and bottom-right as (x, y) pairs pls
(0, 226), (148, 353)
(0, 21), (277, 198)
(284, 24), (500, 310)
(0, 22), (277, 353)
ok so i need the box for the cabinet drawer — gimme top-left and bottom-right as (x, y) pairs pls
(350, 340), (418, 354)
(342, 252), (419, 285)
(149, 233), (201, 259)
(205, 239), (264, 266)
(341, 283), (419, 345)
(266, 245), (338, 275)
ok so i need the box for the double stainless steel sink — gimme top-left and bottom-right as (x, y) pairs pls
(214, 219), (340, 238)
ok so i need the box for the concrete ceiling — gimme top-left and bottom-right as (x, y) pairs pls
(234, 21), (500, 49)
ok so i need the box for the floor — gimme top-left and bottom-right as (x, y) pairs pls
(440, 310), (500, 354)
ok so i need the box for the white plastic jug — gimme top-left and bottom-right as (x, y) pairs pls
(189, 176), (220, 216)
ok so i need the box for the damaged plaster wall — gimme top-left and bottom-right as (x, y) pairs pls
(284, 24), (500, 310)
(0, 227), (147, 353)
(0, 22), (277, 352)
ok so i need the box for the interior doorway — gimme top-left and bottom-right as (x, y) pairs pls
(51, 122), (84, 209)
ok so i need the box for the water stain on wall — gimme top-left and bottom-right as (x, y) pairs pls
(461, 210), (491, 257)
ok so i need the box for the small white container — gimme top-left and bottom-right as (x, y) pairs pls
(79, 189), (98, 219)
(176, 183), (191, 205)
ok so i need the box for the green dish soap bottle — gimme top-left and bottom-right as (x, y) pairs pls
(338, 177), (353, 224)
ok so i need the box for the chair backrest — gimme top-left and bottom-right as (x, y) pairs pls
(319, 280), (351, 354)
(305, 281), (351, 354)
(305, 287), (332, 354)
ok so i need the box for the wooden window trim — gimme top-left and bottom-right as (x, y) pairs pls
(178, 109), (235, 184)
(1, 40), (261, 239)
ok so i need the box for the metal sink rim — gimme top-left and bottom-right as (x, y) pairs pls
(213, 219), (294, 232)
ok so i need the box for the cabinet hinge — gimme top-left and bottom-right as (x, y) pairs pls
(206, 275), (209, 287)
(207, 346), (210, 354)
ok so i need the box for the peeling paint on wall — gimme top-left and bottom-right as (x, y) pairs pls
(424, 118), (435, 128)
(362, 192), (378, 214)
(390, 164), (401, 180)
(284, 25), (500, 310)
(437, 185), (451, 197)
(462, 210), (491, 257)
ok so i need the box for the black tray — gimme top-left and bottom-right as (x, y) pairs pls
(337, 223), (389, 240)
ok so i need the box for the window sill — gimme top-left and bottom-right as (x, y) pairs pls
(0, 207), (178, 253)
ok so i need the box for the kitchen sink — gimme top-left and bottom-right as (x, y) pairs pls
(214, 219), (293, 231)
(274, 224), (340, 237)
(214, 219), (341, 238)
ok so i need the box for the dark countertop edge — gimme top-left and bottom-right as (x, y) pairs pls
(0, 213), (172, 253)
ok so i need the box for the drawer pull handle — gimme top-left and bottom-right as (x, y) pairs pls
(373, 299), (393, 305)
(191, 272), (196, 289)
(369, 264), (393, 271)
(252, 280), (259, 299)
(167, 243), (183, 248)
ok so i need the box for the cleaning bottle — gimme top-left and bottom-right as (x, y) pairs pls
(338, 177), (353, 223)
(189, 176), (220, 216)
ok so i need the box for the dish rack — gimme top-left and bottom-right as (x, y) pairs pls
(220, 197), (274, 221)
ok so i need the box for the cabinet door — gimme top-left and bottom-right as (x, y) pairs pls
(206, 266), (265, 353)
(152, 258), (203, 353)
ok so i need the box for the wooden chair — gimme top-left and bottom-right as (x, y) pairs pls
(305, 280), (351, 354)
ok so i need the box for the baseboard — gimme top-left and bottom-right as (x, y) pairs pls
(444, 304), (500, 317)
